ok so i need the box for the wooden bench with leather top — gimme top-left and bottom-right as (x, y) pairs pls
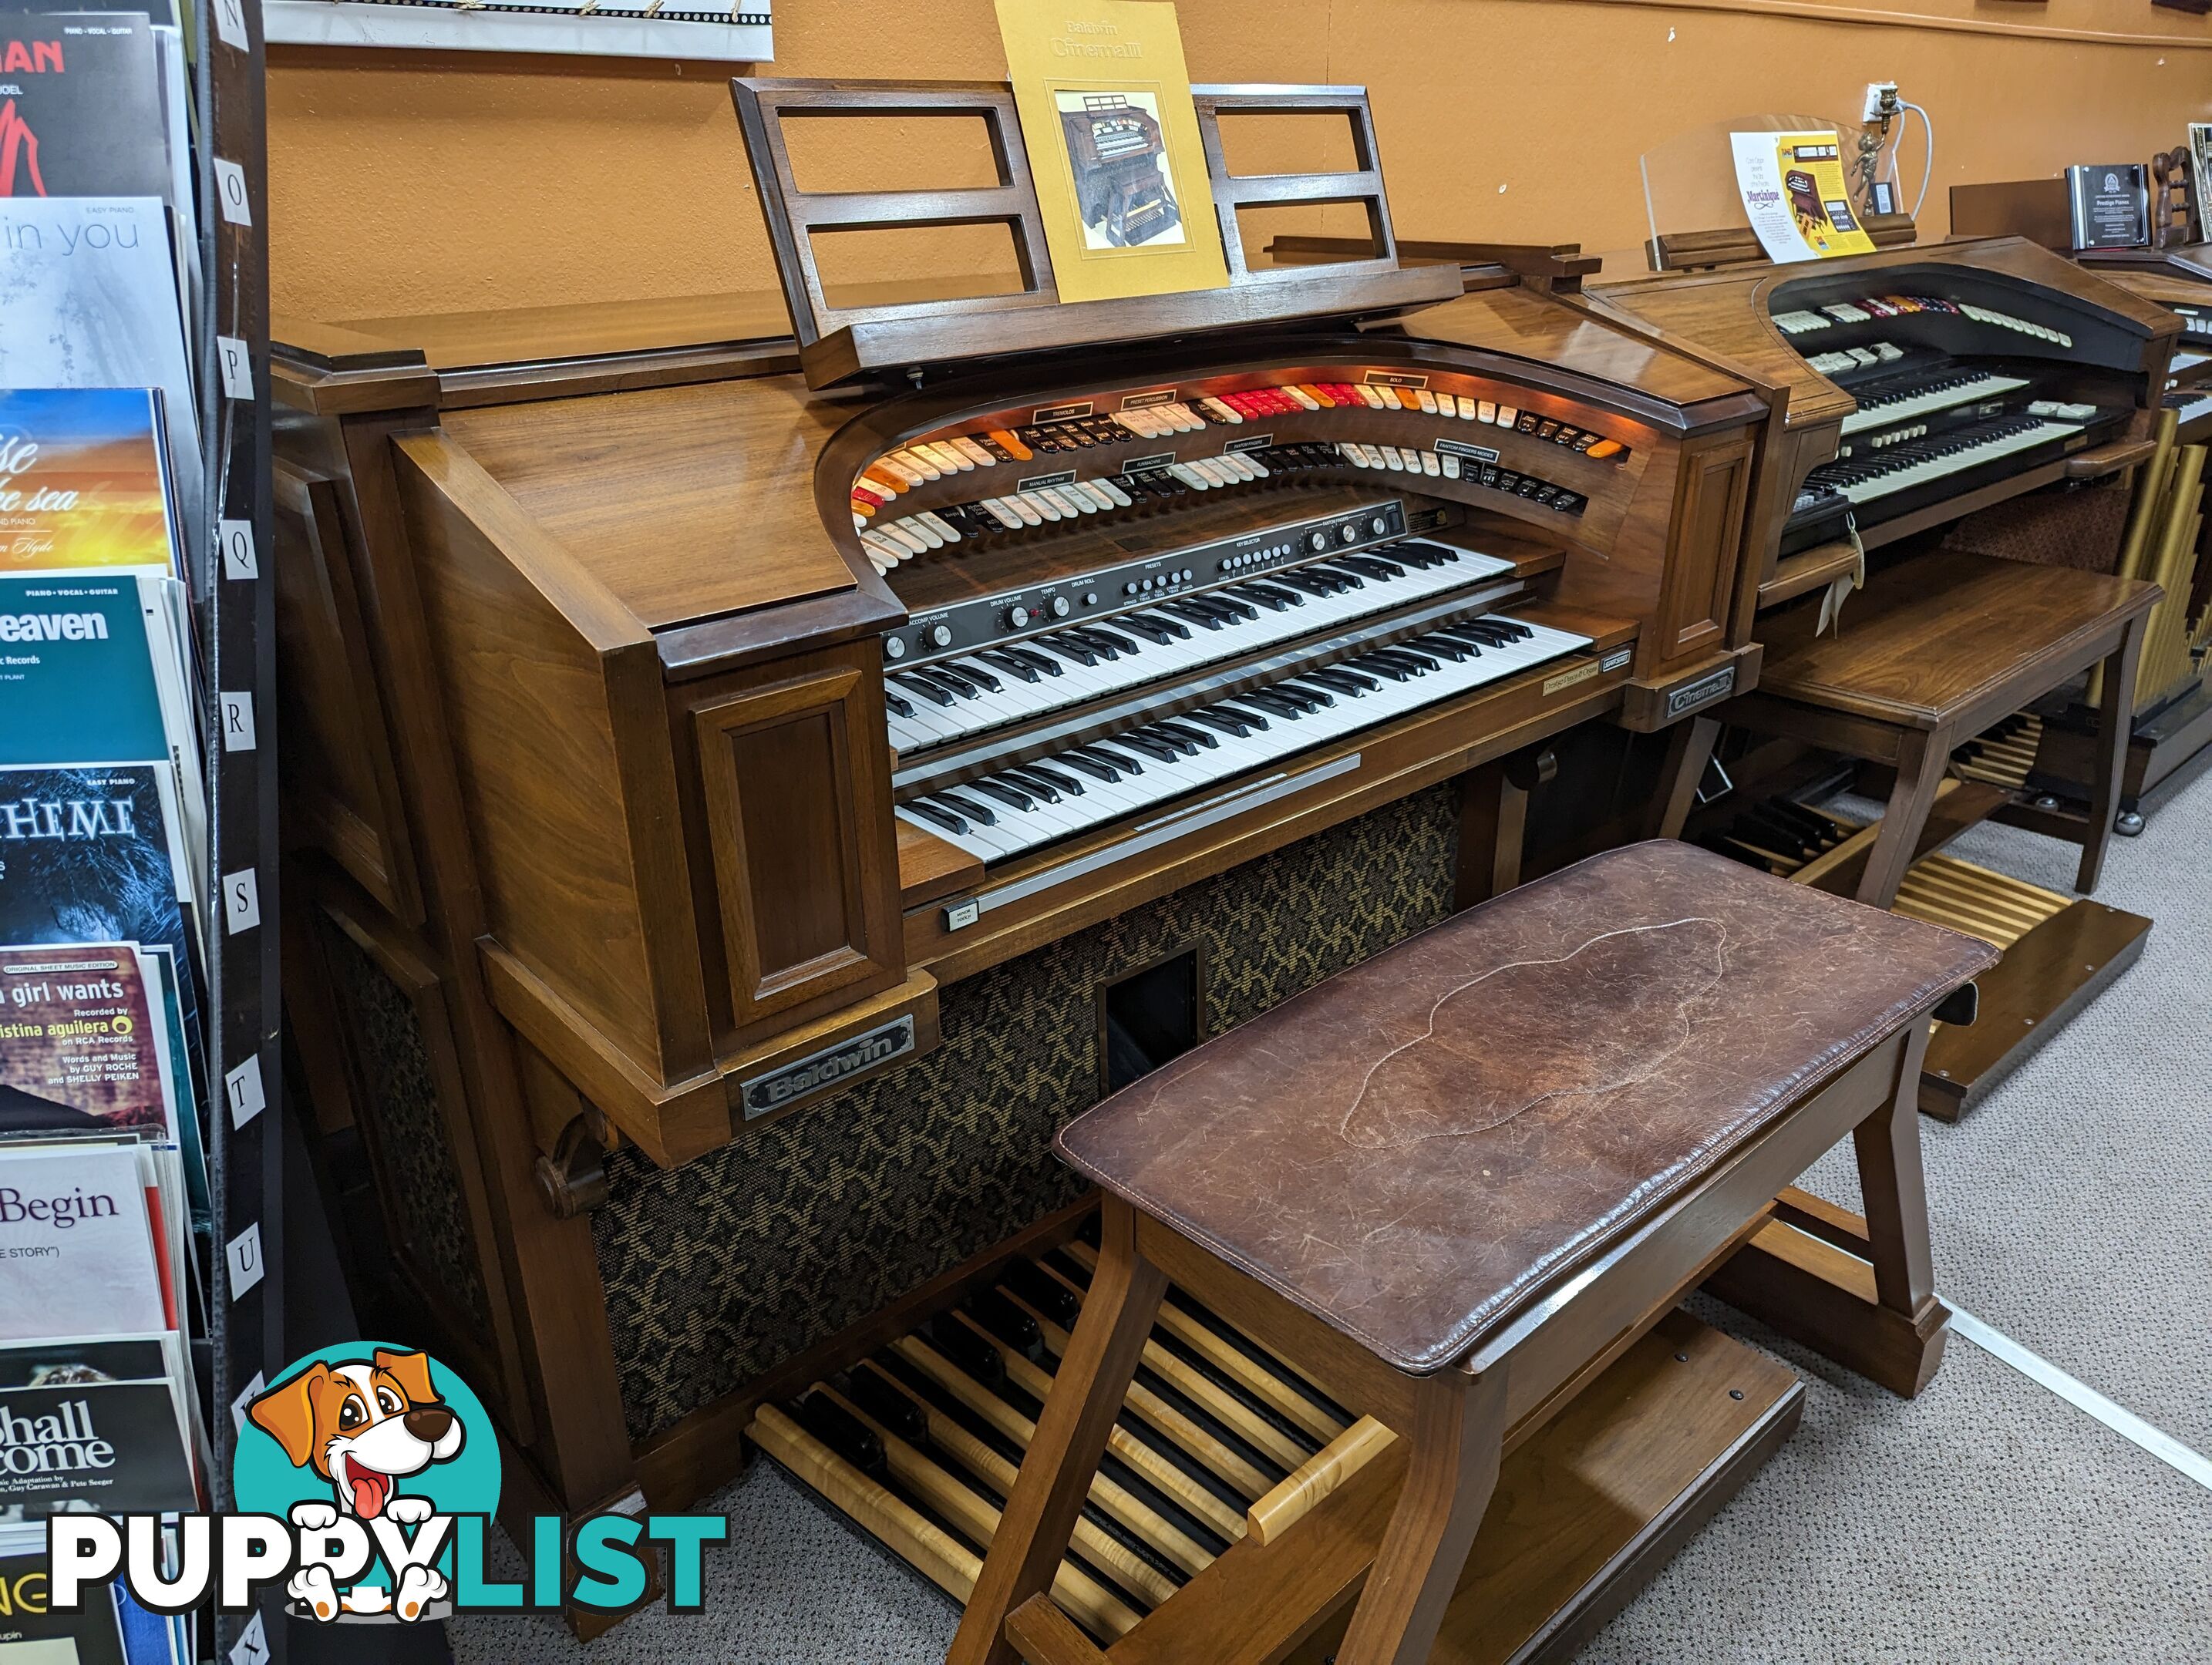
(1727, 550), (2158, 909)
(948, 840), (1996, 1665)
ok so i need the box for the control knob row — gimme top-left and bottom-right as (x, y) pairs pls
(1005, 596), (1072, 630)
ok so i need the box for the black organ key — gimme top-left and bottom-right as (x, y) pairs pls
(1021, 763), (1086, 796)
(894, 673), (955, 708)
(1062, 750), (1123, 783)
(1153, 719), (1218, 750)
(934, 790), (998, 827)
(918, 667), (982, 698)
(1186, 709), (1253, 738)
(1116, 614), (1178, 645)
(1309, 663), (1379, 691)
(1115, 731), (1181, 762)
(974, 779), (1036, 812)
(1160, 600), (1226, 630)
(1083, 624), (1140, 654)
(905, 798), (968, 836)
(1339, 553), (1404, 580)
(1083, 743), (1145, 775)
(1207, 591), (1261, 622)
(1048, 634), (1101, 666)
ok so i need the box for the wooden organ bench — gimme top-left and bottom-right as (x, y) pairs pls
(948, 840), (1994, 1665)
(1727, 550), (2156, 908)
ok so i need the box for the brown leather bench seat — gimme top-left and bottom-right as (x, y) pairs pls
(1056, 839), (1996, 1374)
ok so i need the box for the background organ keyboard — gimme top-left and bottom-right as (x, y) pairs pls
(896, 615), (1591, 866)
(1838, 364), (2030, 435)
(884, 536), (1514, 754)
(1807, 414), (2091, 509)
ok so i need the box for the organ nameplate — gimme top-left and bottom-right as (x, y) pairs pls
(1435, 439), (1501, 464)
(1122, 388), (1179, 409)
(1033, 402), (1095, 423)
(1225, 433), (1274, 453)
(1018, 469), (1079, 491)
(1365, 371), (1429, 389)
(740, 1015), (917, 1120)
(1543, 660), (1602, 695)
(1667, 666), (1737, 715)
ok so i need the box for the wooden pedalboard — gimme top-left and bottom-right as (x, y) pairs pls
(1705, 780), (2150, 1122)
(749, 1225), (1801, 1663)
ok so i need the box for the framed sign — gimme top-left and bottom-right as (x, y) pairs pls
(265, 0), (770, 61)
(2068, 163), (2151, 251)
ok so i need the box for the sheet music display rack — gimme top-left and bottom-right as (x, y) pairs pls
(197, 0), (283, 1655)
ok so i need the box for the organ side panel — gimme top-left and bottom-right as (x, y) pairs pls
(392, 431), (715, 1102)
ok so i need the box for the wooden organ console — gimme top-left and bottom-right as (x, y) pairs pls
(268, 79), (1774, 1620)
(1950, 171), (2212, 798)
(1282, 223), (2176, 1118)
(1564, 237), (2169, 1119)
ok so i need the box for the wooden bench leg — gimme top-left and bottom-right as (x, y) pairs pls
(1702, 1024), (1948, 1398)
(1456, 749), (1551, 909)
(1335, 1364), (1509, 1665)
(2078, 613), (2145, 895)
(1643, 714), (1722, 841)
(1849, 1020), (1948, 1395)
(1855, 726), (1951, 910)
(950, 1195), (1167, 1665)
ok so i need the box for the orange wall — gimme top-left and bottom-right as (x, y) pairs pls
(268, 0), (2212, 324)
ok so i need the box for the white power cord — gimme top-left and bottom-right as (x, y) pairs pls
(1897, 99), (1935, 219)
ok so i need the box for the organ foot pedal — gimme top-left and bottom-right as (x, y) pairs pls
(1703, 787), (2150, 1122)
(749, 1227), (1800, 1661)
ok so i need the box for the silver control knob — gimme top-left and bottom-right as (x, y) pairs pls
(1006, 605), (1033, 629)
(1371, 514), (1390, 536)
(1050, 595), (1072, 617)
(884, 637), (907, 661)
(1338, 524), (1359, 544)
(1308, 530), (1329, 552)
(928, 624), (954, 649)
